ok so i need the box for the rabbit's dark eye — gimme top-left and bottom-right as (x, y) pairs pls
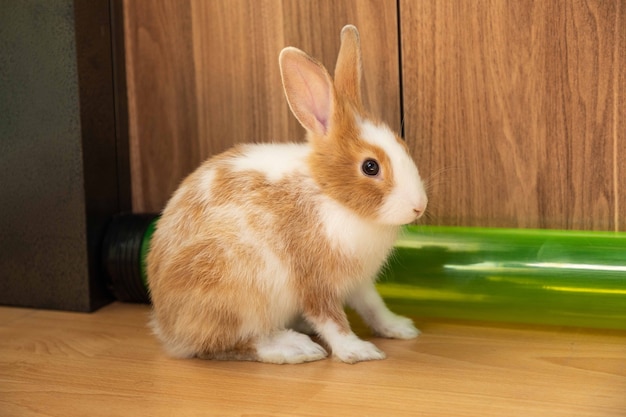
(361, 159), (380, 176)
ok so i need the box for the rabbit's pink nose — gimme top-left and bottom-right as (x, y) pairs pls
(413, 201), (427, 219)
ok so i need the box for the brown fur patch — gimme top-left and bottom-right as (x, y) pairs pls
(197, 338), (258, 361)
(308, 98), (395, 222)
(148, 230), (271, 356)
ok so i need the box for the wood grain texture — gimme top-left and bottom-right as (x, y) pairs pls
(401, 0), (624, 230)
(124, 0), (200, 213)
(616, 1), (626, 231)
(0, 302), (624, 416)
(124, 0), (400, 213)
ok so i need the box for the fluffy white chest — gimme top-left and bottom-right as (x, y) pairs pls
(317, 197), (399, 277)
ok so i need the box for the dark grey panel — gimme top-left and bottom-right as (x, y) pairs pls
(0, 0), (121, 311)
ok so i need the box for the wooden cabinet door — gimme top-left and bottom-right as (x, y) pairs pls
(400, 0), (624, 231)
(123, 0), (400, 213)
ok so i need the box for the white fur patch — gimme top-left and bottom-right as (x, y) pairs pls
(347, 281), (420, 339)
(254, 329), (328, 364)
(315, 320), (386, 363)
(358, 120), (428, 225)
(230, 143), (310, 182)
(317, 196), (398, 279)
(198, 166), (216, 194)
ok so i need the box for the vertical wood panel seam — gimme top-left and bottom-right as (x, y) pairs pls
(613, 0), (621, 232)
(396, 0), (405, 138)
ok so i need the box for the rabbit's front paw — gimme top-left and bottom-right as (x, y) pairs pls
(332, 338), (386, 364)
(374, 314), (420, 340)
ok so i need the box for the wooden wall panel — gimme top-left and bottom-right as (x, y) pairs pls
(124, 0), (400, 213)
(124, 0), (199, 213)
(400, 0), (624, 230)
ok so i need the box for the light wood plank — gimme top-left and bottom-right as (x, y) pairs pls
(0, 303), (624, 416)
(400, 0), (623, 230)
(0, 306), (32, 325)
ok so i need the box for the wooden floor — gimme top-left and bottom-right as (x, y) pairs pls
(0, 302), (624, 417)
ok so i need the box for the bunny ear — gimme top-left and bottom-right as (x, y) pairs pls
(334, 25), (363, 112)
(280, 47), (334, 137)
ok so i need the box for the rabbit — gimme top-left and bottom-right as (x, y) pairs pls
(146, 25), (428, 364)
